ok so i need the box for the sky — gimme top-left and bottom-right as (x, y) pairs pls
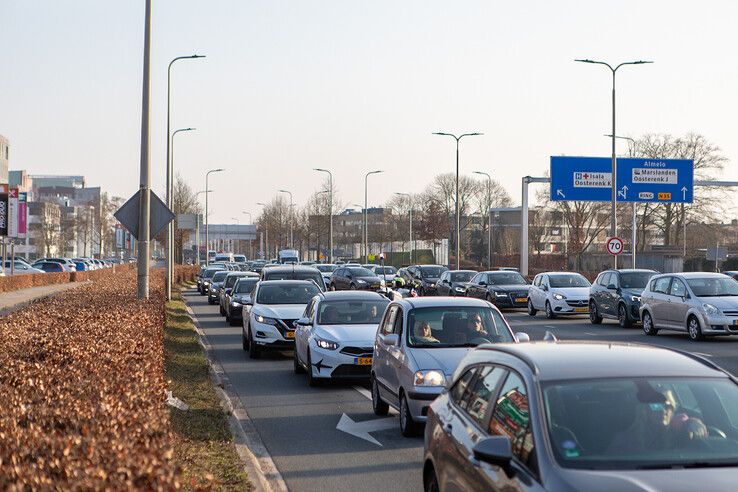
(3, 0), (738, 224)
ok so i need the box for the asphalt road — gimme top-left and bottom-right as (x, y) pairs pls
(184, 290), (738, 492)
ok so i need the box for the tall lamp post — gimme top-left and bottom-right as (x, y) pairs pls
(242, 211), (253, 258)
(256, 202), (269, 259)
(395, 192), (413, 264)
(195, 189), (212, 265)
(166, 127), (195, 297)
(604, 134), (638, 268)
(278, 189), (294, 249)
(473, 171), (492, 269)
(204, 168), (224, 265)
(433, 132), (483, 269)
(363, 170), (383, 262)
(230, 217), (240, 254)
(314, 168), (334, 263)
(575, 58), (653, 268)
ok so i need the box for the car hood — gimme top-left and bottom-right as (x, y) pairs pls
(253, 304), (306, 319)
(698, 296), (738, 309)
(422, 277), (440, 284)
(232, 294), (252, 303)
(355, 276), (382, 283)
(452, 282), (471, 289)
(551, 287), (590, 298)
(315, 324), (379, 344)
(490, 284), (530, 293)
(409, 347), (472, 377)
(559, 467), (738, 491)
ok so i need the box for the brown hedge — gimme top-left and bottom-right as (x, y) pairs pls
(0, 268), (181, 489)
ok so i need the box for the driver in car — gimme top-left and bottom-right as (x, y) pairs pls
(467, 313), (489, 338)
(413, 320), (440, 344)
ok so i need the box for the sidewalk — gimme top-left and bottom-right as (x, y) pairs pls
(0, 282), (84, 316)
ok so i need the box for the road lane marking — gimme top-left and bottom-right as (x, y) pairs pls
(353, 385), (372, 400)
(336, 413), (397, 446)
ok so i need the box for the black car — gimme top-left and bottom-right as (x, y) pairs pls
(225, 276), (260, 326)
(424, 341), (738, 492)
(589, 269), (657, 327)
(207, 270), (230, 304)
(435, 269), (476, 296)
(261, 265), (326, 290)
(329, 266), (382, 291)
(32, 261), (63, 273)
(197, 266), (225, 294)
(219, 272), (259, 315)
(466, 270), (530, 308)
(723, 271), (738, 281)
(407, 264), (449, 295)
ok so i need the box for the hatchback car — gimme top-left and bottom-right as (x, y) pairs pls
(219, 272), (259, 315)
(527, 272), (591, 318)
(197, 266), (225, 294)
(294, 291), (389, 385)
(371, 297), (519, 436)
(207, 270), (230, 304)
(640, 272), (738, 341)
(424, 341), (738, 492)
(329, 266), (382, 291)
(32, 261), (64, 273)
(466, 270), (531, 309)
(407, 265), (449, 296)
(225, 276), (260, 326)
(589, 269), (658, 327)
(436, 270), (477, 297)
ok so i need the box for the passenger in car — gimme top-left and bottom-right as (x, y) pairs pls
(413, 321), (439, 344)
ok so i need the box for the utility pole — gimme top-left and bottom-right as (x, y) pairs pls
(136, 0), (152, 299)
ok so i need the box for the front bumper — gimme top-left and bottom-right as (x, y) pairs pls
(491, 293), (528, 309)
(407, 386), (444, 421)
(699, 313), (738, 335)
(309, 344), (374, 380)
(250, 319), (296, 350)
(550, 297), (590, 315)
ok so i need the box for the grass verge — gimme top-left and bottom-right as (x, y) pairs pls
(165, 289), (252, 491)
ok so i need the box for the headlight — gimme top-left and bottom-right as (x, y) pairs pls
(315, 337), (339, 350)
(553, 293), (566, 300)
(703, 303), (720, 316)
(255, 315), (278, 325)
(494, 291), (507, 298)
(414, 370), (446, 387)
(631, 295), (641, 303)
(454, 286), (465, 292)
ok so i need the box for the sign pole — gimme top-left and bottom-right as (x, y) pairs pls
(610, 71), (618, 269)
(137, 0), (152, 299)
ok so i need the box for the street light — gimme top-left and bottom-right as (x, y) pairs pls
(230, 216), (240, 255)
(242, 211), (253, 258)
(256, 202), (268, 260)
(605, 134), (639, 268)
(278, 189), (294, 249)
(363, 170), (383, 263)
(204, 168), (224, 265)
(433, 132), (483, 269)
(166, 127), (195, 297)
(314, 168), (334, 263)
(194, 189), (212, 265)
(575, 58), (653, 268)
(395, 192), (413, 264)
(473, 171), (492, 269)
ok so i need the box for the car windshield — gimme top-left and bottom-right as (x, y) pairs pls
(264, 270), (324, 287)
(347, 267), (374, 277)
(202, 268), (223, 278)
(487, 272), (527, 285)
(315, 264), (336, 273)
(406, 307), (513, 348)
(549, 274), (590, 288)
(543, 377), (738, 470)
(419, 266), (446, 278)
(256, 283), (320, 305)
(686, 277), (738, 297)
(225, 275), (247, 288)
(620, 272), (655, 289)
(317, 300), (389, 325)
(212, 271), (229, 282)
(450, 271), (475, 282)
(234, 279), (258, 293)
(374, 267), (397, 275)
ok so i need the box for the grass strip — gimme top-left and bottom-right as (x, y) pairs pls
(164, 290), (252, 491)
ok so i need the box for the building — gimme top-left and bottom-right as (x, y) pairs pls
(29, 175), (85, 189)
(25, 201), (62, 259)
(0, 135), (8, 185)
(9, 170), (33, 193)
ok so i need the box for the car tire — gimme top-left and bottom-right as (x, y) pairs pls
(589, 301), (603, 324)
(293, 348), (305, 374)
(371, 375), (389, 416)
(688, 315), (704, 341)
(642, 311), (658, 336)
(424, 468), (440, 492)
(248, 328), (261, 359)
(399, 392), (421, 437)
(618, 303), (633, 328)
(306, 350), (320, 386)
(545, 301), (556, 319)
(350, 283), (356, 290)
(527, 299), (538, 316)
(208, 297), (215, 305)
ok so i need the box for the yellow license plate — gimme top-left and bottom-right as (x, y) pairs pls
(355, 357), (372, 365)
(515, 297), (527, 303)
(734, 320), (738, 326)
(285, 331), (295, 339)
(574, 307), (589, 313)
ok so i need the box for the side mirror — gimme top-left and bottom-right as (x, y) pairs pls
(515, 332), (530, 343)
(383, 334), (399, 346)
(542, 285), (548, 291)
(295, 317), (312, 327)
(473, 436), (514, 476)
(225, 288), (232, 295)
(607, 284), (618, 290)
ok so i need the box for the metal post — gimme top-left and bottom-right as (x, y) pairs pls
(474, 171), (492, 269)
(521, 177), (529, 277)
(611, 71), (618, 269)
(136, 0), (152, 299)
(364, 170), (382, 263)
(204, 169), (224, 266)
(409, 205), (413, 264)
(278, 190), (293, 249)
(633, 203), (637, 268)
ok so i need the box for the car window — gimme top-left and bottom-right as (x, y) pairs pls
(549, 274), (590, 288)
(406, 307), (514, 348)
(686, 277), (738, 297)
(669, 279), (688, 297)
(317, 300), (388, 325)
(234, 278), (258, 293)
(304, 298), (316, 319)
(598, 272), (611, 287)
(533, 276), (541, 287)
(620, 271), (655, 289)
(487, 272), (527, 286)
(392, 307), (404, 337)
(255, 283), (319, 305)
(450, 367), (478, 407)
(381, 306), (399, 335)
(652, 276), (672, 294)
(460, 365), (506, 427)
(489, 371), (535, 469)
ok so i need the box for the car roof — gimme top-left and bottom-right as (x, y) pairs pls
(538, 271), (586, 276)
(664, 272), (730, 279)
(264, 265), (319, 273)
(476, 342), (728, 381)
(448, 269), (476, 273)
(393, 297), (493, 309)
(316, 291), (388, 301)
(226, 271), (258, 277)
(259, 279), (316, 285)
(607, 269), (658, 273)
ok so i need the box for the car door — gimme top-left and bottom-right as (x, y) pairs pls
(666, 277), (690, 330)
(470, 273), (487, 299)
(384, 306), (405, 403)
(596, 272), (612, 315)
(603, 272), (621, 317)
(296, 298), (317, 364)
(650, 276), (674, 327)
(374, 305), (400, 402)
(438, 272), (449, 295)
(539, 275), (551, 309)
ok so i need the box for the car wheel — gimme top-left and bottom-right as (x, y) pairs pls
(642, 311), (658, 336)
(688, 315), (704, 341)
(306, 350), (320, 386)
(248, 328), (261, 359)
(589, 301), (603, 324)
(527, 299), (538, 316)
(545, 301), (556, 319)
(350, 283), (357, 290)
(618, 303), (633, 328)
(208, 297), (215, 305)
(293, 347), (305, 374)
(424, 468), (440, 492)
(399, 392), (421, 437)
(371, 375), (389, 416)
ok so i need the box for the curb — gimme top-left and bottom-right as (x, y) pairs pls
(183, 294), (289, 492)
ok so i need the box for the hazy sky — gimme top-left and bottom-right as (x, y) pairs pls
(3, 0), (737, 223)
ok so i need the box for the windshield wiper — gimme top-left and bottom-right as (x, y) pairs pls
(638, 461), (738, 470)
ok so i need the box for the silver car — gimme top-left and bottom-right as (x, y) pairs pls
(370, 297), (520, 436)
(640, 272), (738, 341)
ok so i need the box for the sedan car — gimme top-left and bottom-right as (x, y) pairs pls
(435, 270), (476, 297)
(640, 272), (738, 340)
(528, 272), (591, 318)
(294, 291), (389, 385)
(242, 280), (321, 358)
(371, 297), (519, 436)
(329, 266), (382, 291)
(590, 269), (658, 327)
(424, 341), (738, 492)
(207, 270), (230, 304)
(466, 270), (531, 309)
(225, 276), (260, 326)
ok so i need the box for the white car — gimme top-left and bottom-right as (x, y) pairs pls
(527, 271), (591, 319)
(242, 280), (321, 358)
(293, 291), (389, 386)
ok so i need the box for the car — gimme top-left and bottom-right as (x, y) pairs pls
(435, 270), (476, 297)
(242, 280), (322, 358)
(589, 269), (658, 327)
(197, 265), (225, 294)
(260, 265), (326, 291)
(372, 265), (398, 286)
(249, 260), (267, 273)
(640, 272), (738, 341)
(314, 263), (337, 285)
(527, 271), (591, 319)
(219, 272), (259, 315)
(406, 265), (449, 296)
(329, 266), (383, 291)
(36, 257), (77, 272)
(397, 267), (411, 284)
(4, 260), (44, 275)
(723, 271), (738, 281)
(371, 297), (519, 436)
(423, 341), (738, 492)
(466, 270), (531, 309)
(207, 270), (230, 304)
(234, 254), (247, 263)
(293, 291), (389, 385)
(225, 275), (260, 326)
(32, 261), (64, 273)
(300, 260), (317, 266)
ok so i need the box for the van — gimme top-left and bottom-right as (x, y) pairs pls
(278, 249), (299, 264)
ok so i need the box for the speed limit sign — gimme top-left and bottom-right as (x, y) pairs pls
(606, 236), (624, 256)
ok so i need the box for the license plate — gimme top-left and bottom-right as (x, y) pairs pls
(285, 331), (295, 339)
(355, 357), (372, 365)
(515, 297), (527, 303)
(734, 320), (738, 326)
(574, 307), (588, 313)
(371, 284), (380, 289)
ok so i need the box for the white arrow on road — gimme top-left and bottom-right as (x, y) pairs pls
(556, 189), (565, 199)
(336, 413), (397, 446)
(618, 185), (628, 199)
(682, 186), (688, 200)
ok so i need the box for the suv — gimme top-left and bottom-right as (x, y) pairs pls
(407, 265), (448, 296)
(589, 269), (657, 327)
(219, 272), (259, 315)
(261, 265), (326, 291)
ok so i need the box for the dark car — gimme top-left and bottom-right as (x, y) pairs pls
(436, 270), (476, 296)
(723, 271), (738, 281)
(329, 266), (382, 291)
(589, 269), (658, 327)
(32, 261), (64, 273)
(225, 276), (260, 326)
(423, 341), (738, 492)
(261, 264), (326, 290)
(407, 264), (449, 296)
(466, 270), (530, 308)
(207, 270), (230, 304)
(197, 265), (225, 294)
(219, 272), (259, 315)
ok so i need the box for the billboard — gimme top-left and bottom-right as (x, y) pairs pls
(17, 192), (27, 238)
(8, 188), (18, 238)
